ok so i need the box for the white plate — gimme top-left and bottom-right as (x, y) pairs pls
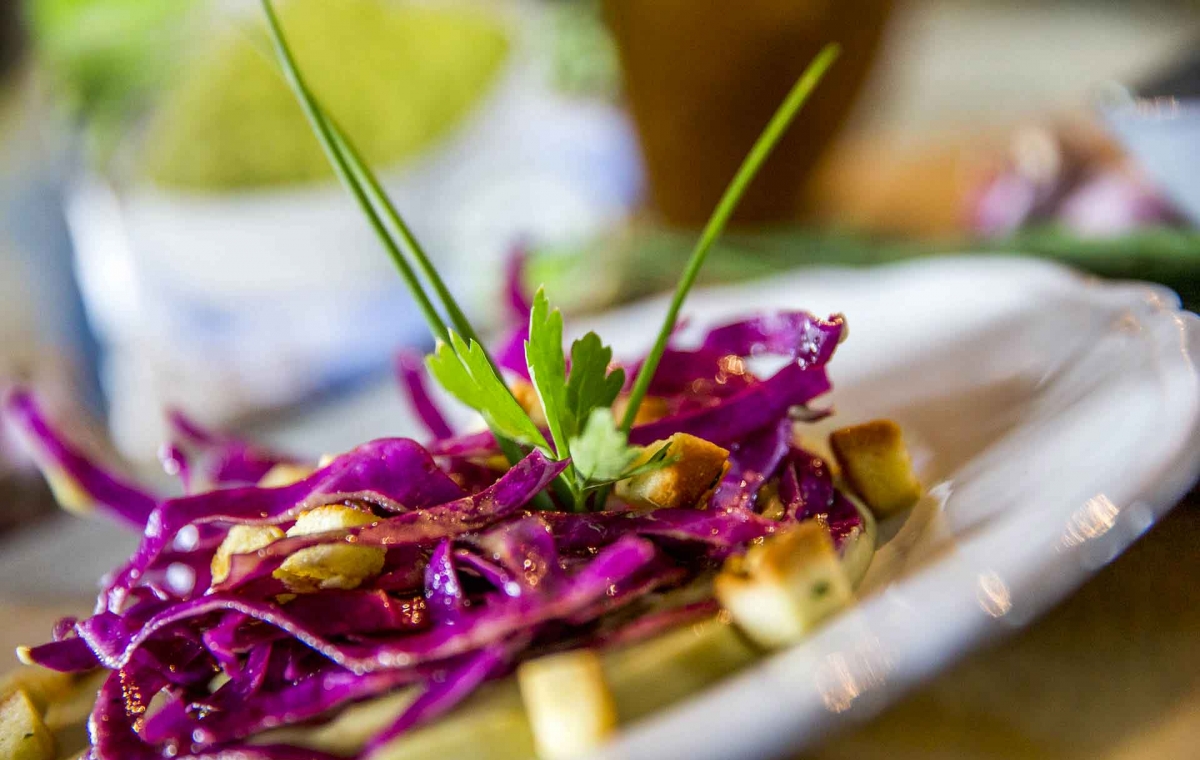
(1, 255), (1197, 759)
(584, 255), (1200, 759)
(251, 253), (1200, 760)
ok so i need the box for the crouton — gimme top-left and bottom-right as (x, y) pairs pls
(614, 434), (729, 511)
(211, 524), (285, 585)
(611, 395), (670, 427)
(517, 649), (616, 759)
(715, 521), (853, 649)
(0, 667), (75, 717)
(274, 505), (385, 592)
(510, 379), (548, 427)
(829, 420), (922, 517)
(257, 463), (316, 488)
(0, 690), (55, 760)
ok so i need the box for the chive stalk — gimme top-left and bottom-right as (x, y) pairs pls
(260, 1), (449, 343)
(619, 44), (841, 432)
(261, 0), (559, 507)
(326, 119), (483, 346)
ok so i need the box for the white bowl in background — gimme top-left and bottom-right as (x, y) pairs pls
(1103, 97), (1200, 224)
(65, 0), (642, 458)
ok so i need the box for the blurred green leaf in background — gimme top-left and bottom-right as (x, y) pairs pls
(531, 225), (1200, 315)
(26, 0), (198, 156)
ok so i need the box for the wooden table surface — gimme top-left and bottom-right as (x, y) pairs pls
(804, 491), (1200, 760)
(3, 493), (1197, 759)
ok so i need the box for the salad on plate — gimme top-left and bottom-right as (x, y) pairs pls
(0, 6), (923, 760)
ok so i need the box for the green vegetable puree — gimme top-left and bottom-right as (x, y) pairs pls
(142, 0), (509, 190)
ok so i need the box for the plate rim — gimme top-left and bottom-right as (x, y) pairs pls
(591, 254), (1200, 760)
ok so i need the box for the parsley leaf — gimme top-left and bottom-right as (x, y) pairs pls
(571, 408), (676, 491)
(581, 442), (675, 491)
(567, 332), (625, 428)
(569, 407), (673, 488)
(570, 408), (635, 482)
(426, 332), (549, 451)
(525, 288), (572, 459)
(527, 291), (635, 510)
(616, 443), (675, 481)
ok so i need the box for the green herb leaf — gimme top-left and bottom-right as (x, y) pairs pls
(569, 405), (672, 489)
(525, 288), (572, 459)
(570, 408), (637, 482)
(567, 332), (625, 428)
(426, 333), (549, 451)
(618, 443), (675, 480)
(581, 442), (675, 491)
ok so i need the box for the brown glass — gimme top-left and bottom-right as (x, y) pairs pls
(604, 0), (893, 227)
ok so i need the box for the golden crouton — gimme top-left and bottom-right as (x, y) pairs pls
(517, 649), (616, 760)
(42, 670), (106, 755)
(0, 690), (55, 760)
(614, 434), (729, 510)
(257, 463), (316, 488)
(274, 505), (385, 592)
(211, 524), (285, 584)
(829, 420), (922, 517)
(714, 521), (852, 650)
(510, 379), (548, 427)
(0, 667), (74, 716)
(611, 395), (670, 427)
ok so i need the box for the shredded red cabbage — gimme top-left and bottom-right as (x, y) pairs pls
(11, 310), (873, 760)
(167, 409), (301, 487)
(710, 418), (793, 512)
(363, 641), (518, 754)
(4, 389), (157, 529)
(395, 351), (456, 440)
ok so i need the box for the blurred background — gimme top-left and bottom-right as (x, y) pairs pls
(0, 3), (1197, 758)
(0, 0), (1197, 524)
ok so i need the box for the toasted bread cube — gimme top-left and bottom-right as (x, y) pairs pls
(43, 670), (106, 756)
(715, 521), (853, 649)
(211, 524), (285, 585)
(614, 434), (729, 510)
(757, 481), (786, 522)
(0, 668), (74, 717)
(274, 505), (385, 592)
(510, 379), (548, 427)
(0, 690), (55, 760)
(829, 420), (922, 517)
(257, 463), (316, 488)
(611, 395), (670, 427)
(517, 649), (616, 760)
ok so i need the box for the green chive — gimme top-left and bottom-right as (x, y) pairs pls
(325, 118), (484, 347)
(620, 44), (841, 432)
(261, 0), (542, 485)
(259, 0), (449, 343)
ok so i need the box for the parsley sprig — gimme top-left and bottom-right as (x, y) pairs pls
(525, 289), (638, 509)
(426, 333), (549, 451)
(260, 0), (838, 511)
